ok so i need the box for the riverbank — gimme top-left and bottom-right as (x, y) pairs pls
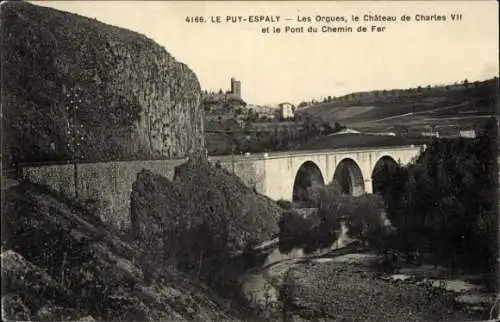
(239, 245), (498, 321)
(284, 259), (492, 321)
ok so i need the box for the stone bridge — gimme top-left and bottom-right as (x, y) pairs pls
(210, 144), (426, 201)
(20, 144), (426, 231)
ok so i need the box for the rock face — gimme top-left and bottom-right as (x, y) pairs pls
(1, 2), (205, 164)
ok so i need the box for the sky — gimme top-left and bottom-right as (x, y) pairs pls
(33, 1), (498, 105)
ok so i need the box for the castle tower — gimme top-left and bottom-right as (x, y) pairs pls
(231, 77), (241, 98)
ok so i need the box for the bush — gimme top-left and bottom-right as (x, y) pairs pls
(277, 183), (391, 255)
(276, 199), (293, 210)
(309, 183), (388, 248)
(347, 194), (388, 248)
(130, 160), (281, 291)
(278, 210), (313, 253)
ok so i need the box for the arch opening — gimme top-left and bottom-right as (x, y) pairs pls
(371, 156), (399, 196)
(332, 158), (365, 196)
(292, 161), (325, 203)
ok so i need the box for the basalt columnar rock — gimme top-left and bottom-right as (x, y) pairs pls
(1, 2), (205, 164)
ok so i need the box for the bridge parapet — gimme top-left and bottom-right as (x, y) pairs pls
(208, 144), (426, 163)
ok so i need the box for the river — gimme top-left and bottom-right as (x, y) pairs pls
(238, 221), (354, 308)
(237, 223), (497, 319)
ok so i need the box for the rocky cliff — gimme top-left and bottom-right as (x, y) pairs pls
(1, 2), (205, 164)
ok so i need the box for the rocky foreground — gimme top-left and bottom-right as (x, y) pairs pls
(1, 181), (250, 321)
(1, 157), (284, 321)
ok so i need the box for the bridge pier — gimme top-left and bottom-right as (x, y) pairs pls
(364, 178), (373, 194)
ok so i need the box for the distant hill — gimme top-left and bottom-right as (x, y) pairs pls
(297, 78), (498, 136)
(294, 133), (432, 151)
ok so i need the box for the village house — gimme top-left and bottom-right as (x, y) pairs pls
(278, 102), (295, 120)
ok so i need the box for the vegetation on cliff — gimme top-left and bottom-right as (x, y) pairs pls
(130, 160), (281, 291)
(2, 2), (204, 166)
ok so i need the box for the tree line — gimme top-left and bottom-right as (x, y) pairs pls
(374, 117), (498, 284)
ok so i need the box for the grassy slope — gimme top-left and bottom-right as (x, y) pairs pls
(294, 133), (431, 150)
(298, 78), (498, 135)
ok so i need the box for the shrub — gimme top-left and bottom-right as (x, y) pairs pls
(347, 194), (388, 248)
(276, 199), (293, 210)
(278, 183), (392, 254)
(278, 210), (312, 253)
(130, 160), (281, 292)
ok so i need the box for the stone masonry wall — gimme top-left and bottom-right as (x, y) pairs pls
(22, 159), (187, 231)
(21, 157), (266, 232)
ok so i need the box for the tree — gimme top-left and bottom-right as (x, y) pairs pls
(382, 126), (498, 272)
(64, 86), (87, 199)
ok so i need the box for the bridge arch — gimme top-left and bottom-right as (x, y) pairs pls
(332, 158), (365, 196)
(292, 161), (325, 202)
(371, 155), (399, 196)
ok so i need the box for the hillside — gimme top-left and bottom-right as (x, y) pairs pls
(1, 2), (205, 165)
(2, 156), (283, 320)
(1, 181), (247, 321)
(298, 78), (498, 136)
